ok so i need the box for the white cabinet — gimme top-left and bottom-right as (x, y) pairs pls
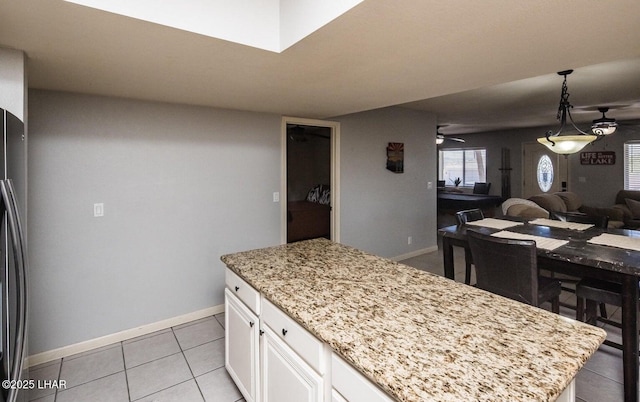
(261, 326), (323, 402)
(225, 268), (324, 402)
(225, 288), (260, 402)
(331, 389), (348, 402)
(261, 297), (324, 374)
(331, 354), (393, 402)
(224, 267), (393, 402)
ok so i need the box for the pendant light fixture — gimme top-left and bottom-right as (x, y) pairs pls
(537, 70), (597, 154)
(591, 107), (618, 135)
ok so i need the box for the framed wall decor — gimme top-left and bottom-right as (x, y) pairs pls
(386, 142), (404, 173)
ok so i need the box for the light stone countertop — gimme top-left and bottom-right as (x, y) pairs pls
(221, 238), (606, 402)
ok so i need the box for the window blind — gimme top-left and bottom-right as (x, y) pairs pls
(624, 141), (640, 190)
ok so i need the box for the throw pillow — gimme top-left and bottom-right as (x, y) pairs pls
(625, 198), (640, 218)
(555, 191), (582, 211)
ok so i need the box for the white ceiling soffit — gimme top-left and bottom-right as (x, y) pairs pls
(64, 0), (364, 52)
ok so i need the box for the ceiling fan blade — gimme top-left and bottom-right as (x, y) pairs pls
(449, 137), (466, 143)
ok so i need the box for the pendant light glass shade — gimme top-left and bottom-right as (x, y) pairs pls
(537, 134), (597, 154)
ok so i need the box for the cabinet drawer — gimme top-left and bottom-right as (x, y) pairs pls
(226, 268), (260, 315)
(261, 297), (324, 374)
(331, 354), (393, 402)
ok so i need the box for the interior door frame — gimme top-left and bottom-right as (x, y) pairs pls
(281, 116), (340, 244)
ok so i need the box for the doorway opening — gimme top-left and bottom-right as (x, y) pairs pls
(281, 117), (340, 244)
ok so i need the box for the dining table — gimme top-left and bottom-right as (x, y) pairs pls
(438, 217), (640, 402)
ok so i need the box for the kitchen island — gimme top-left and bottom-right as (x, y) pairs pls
(221, 238), (606, 402)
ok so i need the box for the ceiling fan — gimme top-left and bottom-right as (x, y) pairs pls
(573, 104), (639, 129)
(591, 107), (618, 135)
(436, 126), (465, 144)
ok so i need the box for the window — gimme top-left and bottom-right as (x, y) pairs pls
(438, 148), (487, 187)
(624, 141), (640, 190)
(536, 154), (554, 192)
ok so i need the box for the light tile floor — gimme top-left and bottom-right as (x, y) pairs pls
(28, 246), (629, 402)
(28, 315), (244, 402)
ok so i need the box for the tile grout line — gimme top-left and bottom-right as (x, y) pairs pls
(171, 324), (207, 402)
(54, 356), (63, 402)
(120, 341), (132, 402)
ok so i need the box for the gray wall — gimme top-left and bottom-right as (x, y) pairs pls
(28, 91), (282, 354)
(28, 91), (437, 354)
(336, 107), (437, 257)
(440, 122), (640, 207)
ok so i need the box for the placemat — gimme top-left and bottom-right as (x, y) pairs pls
(490, 230), (569, 251)
(529, 218), (593, 231)
(465, 218), (524, 230)
(588, 233), (640, 252)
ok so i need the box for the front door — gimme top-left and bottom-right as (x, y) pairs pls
(522, 142), (568, 198)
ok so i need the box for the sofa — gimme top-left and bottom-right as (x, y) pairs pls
(527, 191), (625, 228)
(503, 191), (627, 228)
(610, 190), (640, 229)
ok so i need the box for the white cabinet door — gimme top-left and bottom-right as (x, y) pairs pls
(331, 354), (393, 402)
(331, 389), (348, 402)
(261, 326), (323, 402)
(225, 289), (260, 402)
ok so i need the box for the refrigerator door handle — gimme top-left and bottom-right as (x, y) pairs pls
(0, 180), (28, 402)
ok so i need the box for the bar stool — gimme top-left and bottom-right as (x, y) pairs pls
(467, 230), (561, 313)
(455, 209), (484, 285)
(549, 211), (609, 318)
(575, 278), (633, 350)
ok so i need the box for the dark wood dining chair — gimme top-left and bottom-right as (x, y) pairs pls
(549, 210), (609, 317)
(455, 209), (485, 285)
(455, 208), (484, 225)
(467, 230), (561, 313)
(472, 182), (491, 195)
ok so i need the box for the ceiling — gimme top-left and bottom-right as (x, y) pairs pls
(2, 0), (640, 135)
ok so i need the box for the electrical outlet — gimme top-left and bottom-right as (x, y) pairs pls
(408, 236), (412, 245)
(427, 182), (433, 189)
(273, 192), (280, 202)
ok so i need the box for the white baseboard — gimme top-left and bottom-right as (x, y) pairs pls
(391, 245), (438, 262)
(27, 304), (225, 368)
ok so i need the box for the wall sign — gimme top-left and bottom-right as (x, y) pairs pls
(580, 151), (615, 165)
(386, 142), (404, 173)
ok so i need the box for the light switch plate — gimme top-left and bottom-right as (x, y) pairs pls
(94, 203), (104, 217)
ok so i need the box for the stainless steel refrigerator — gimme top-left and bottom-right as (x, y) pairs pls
(0, 108), (28, 402)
